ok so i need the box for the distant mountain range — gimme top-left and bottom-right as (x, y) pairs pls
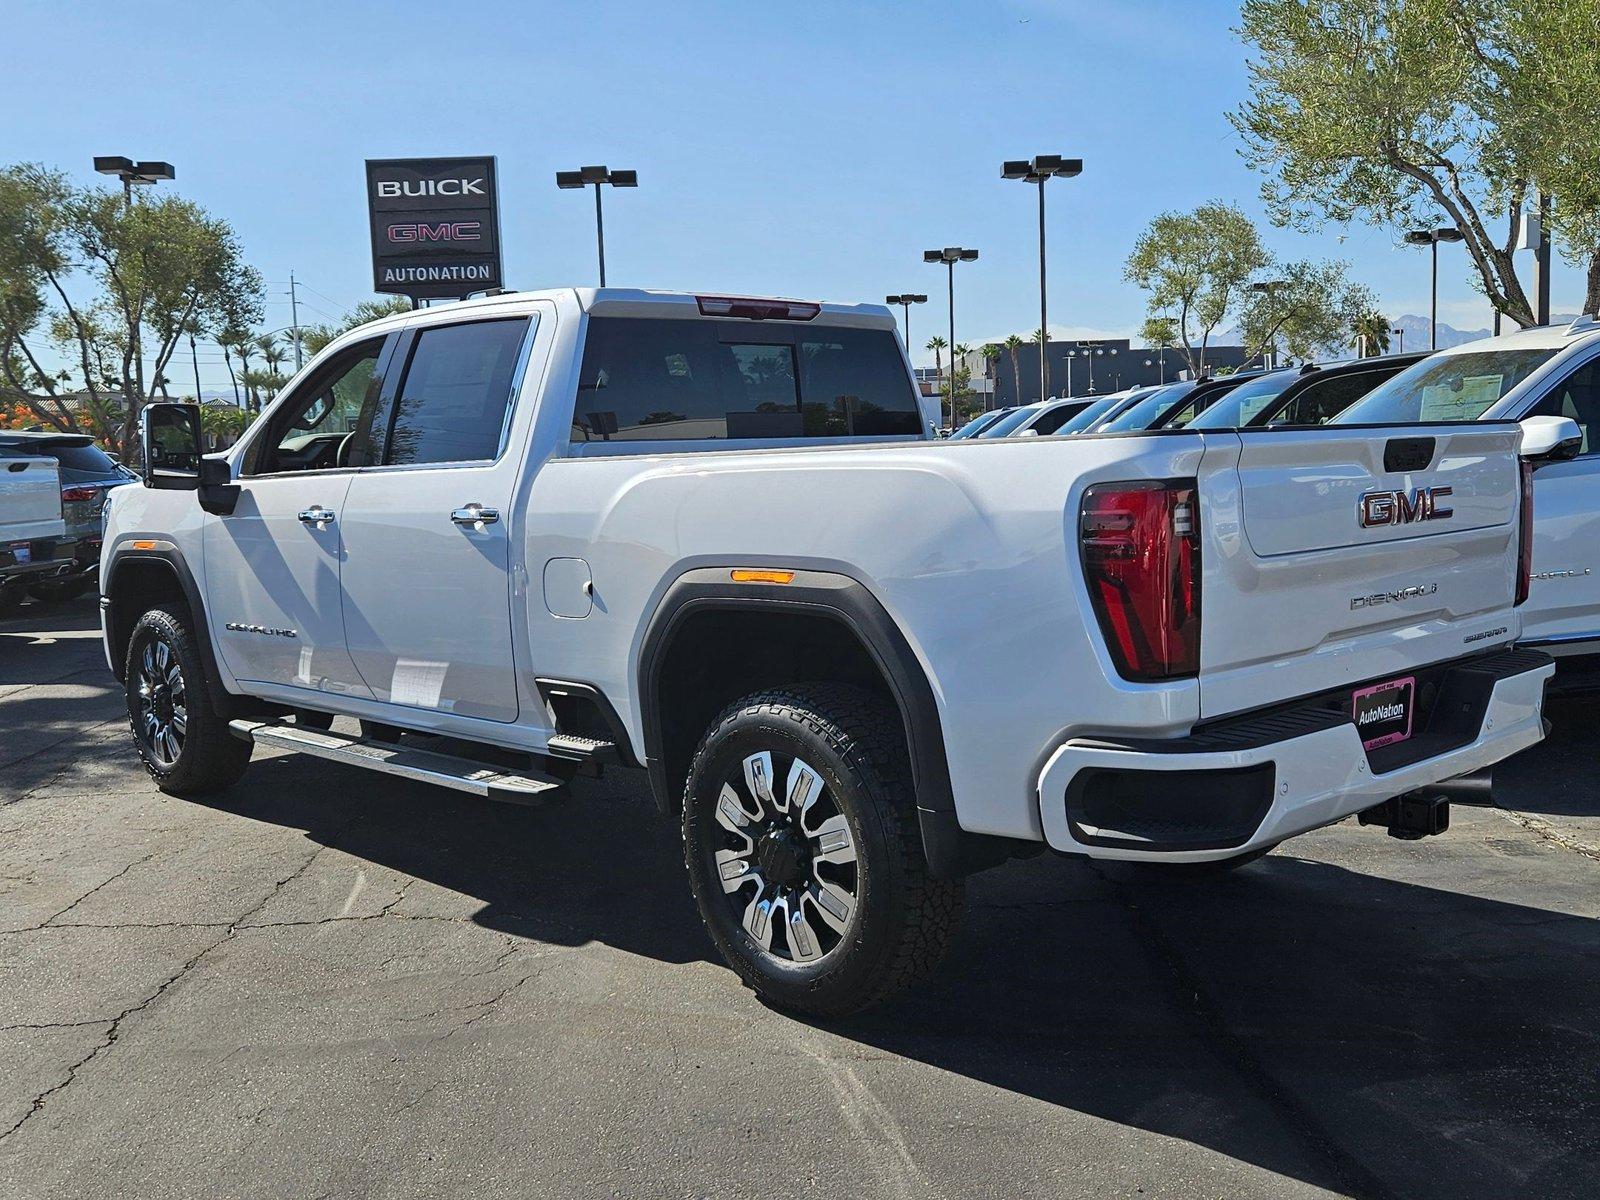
(1219, 313), (1581, 357)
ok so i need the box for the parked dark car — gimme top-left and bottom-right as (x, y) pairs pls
(948, 408), (1015, 439)
(0, 432), (135, 600)
(1182, 353), (1432, 429)
(1092, 374), (1264, 433)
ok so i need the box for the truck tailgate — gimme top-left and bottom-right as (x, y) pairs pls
(1, 456), (66, 542)
(1199, 424), (1522, 719)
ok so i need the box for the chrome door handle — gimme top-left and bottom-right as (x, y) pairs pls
(298, 505), (336, 526)
(451, 503), (500, 527)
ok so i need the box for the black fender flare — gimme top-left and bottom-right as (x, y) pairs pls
(102, 544), (229, 713)
(638, 568), (1015, 878)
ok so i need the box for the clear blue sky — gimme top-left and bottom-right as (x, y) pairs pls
(3, 0), (1588, 391)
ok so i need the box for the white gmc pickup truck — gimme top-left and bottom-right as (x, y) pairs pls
(102, 288), (1563, 1015)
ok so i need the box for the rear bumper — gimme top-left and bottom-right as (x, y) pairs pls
(0, 536), (77, 581)
(1036, 648), (1553, 862)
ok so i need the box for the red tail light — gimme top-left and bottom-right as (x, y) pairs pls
(60, 486), (97, 503)
(1080, 480), (1201, 681)
(1515, 460), (1534, 606)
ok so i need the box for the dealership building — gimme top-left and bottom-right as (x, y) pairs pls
(957, 339), (1257, 408)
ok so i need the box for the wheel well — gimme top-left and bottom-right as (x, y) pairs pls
(105, 558), (192, 682)
(651, 609), (902, 813)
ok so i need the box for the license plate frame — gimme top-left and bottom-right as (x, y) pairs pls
(1353, 675), (1416, 751)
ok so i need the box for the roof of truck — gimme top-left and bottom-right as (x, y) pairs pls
(366, 288), (898, 330)
(1432, 318), (1600, 356)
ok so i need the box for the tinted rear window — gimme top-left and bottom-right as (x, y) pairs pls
(573, 317), (921, 442)
(1185, 372), (1296, 429)
(0, 441), (120, 482)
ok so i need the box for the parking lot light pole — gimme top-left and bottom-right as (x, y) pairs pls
(1074, 340), (1116, 394)
(556, 166), (638, 287)
(885, 294), (928, 353)
(1248, 279), (1286, 367)
(1405, 227), (1465, 349)
(1003, 155), (1081, 402)
(94, 155), (174, 205)
(924, 248), (978, 428)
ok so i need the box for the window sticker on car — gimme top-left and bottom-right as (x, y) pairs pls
(1420, 375), (1503, 421)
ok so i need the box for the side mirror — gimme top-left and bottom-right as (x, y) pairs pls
(141, 403), (203, 490)
(1519, 414), (1583, 462)
(1013, 427), (1041, 437)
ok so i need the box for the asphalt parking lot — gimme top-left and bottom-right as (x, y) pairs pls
(2, 597), (1597, 1200)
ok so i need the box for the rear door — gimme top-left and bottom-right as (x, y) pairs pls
(337, 312), (535, 723)
(1198, 424), (1522, 718)
(1518, 358), (1600, 649)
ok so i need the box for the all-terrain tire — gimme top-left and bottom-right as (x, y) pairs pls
(124, 605), (252, 797)
(682, 684), (963, 1017)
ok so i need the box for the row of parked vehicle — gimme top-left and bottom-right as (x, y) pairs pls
(950, 322), (1599, 678)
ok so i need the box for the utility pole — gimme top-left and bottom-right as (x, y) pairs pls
(1533, 191), (1552, 326)
(288, 272), (304, 370)
(190, 328), (202, 405)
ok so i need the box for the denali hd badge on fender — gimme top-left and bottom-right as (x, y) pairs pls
(1358, 486), (1453, 527)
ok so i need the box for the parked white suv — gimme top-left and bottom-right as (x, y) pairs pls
(1334, 321), (1600, 673)
(102, 288), (1560, 1014)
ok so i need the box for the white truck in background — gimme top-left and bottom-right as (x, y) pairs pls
(0, 450), (76, 616)
(100, 288), (1565, 1015)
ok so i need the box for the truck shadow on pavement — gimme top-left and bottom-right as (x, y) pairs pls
(219, 720), (1600, 1200)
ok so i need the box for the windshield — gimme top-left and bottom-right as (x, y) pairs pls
(1185, 371), (1298, 429)
(949, 410), (1007, 439)
(979, 406), (1046, 437)
(1055, 395), (1124, 434)
(1333, 349), (1558, 425)
(1096, 383), (1196, 433)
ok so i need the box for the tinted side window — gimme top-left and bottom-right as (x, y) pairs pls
(1529, 359), (1600, 455)
(51, 444), (120, 481)
(250, 339), (385, 475)
(386, 318), (530, 466)
(1274, 370), (1389, 426)
(573, 317), (920, 442)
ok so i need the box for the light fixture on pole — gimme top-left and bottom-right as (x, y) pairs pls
(1002, 155), (1082, 402)
(924, 247), (978, 429)
(1391, 325), (1405, 355)
(1248, 279), (1287, 367)
(556, 165), (638, 287)
(885, 294), (928, 352)
(1073, 340), (1117, 394)
(94, 155), (174, 205)
(1404, 227), (1465, 349)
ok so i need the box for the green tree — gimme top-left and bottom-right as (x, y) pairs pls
(980, 343), (1003, 407)
(1231, 0), (1600, 325)
(924, 335), (948, 424)
(300, 296), (412, 357)
(1125, 201), (1270, 376)
(1352, 311), (1392, 356)
(1238, 260), (1377, 364)
(0, 163), (262, 454)
(1003, 334), (1024, 401)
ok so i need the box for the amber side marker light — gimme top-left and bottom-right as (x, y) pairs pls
(131, 540), (158, 551)
(730, 569), (795, 585)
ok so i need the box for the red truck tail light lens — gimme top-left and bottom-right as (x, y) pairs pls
(1515, 460), (1534, 606)
(1080, 480), (1201, 681)
(61, 486), (98, 503)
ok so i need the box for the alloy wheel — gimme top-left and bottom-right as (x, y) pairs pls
(134, 635), (187, 769)
(712, 750), (860, 963)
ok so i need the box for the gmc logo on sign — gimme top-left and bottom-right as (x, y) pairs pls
(1358, 486), (1454, 528)
(387, 221), (482, 243)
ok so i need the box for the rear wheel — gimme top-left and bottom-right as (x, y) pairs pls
(682, 685), (962, 1017)
(125, 606), (252, 796)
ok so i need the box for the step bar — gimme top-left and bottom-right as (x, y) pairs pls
(229, 720), (565, 806)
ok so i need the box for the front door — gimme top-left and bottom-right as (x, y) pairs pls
(337, 314), (534, 723)
(203, 335), (392, 696)
(1523, 358), (1600, 649)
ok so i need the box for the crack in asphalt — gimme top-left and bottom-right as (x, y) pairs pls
(1489, 804), (1600, 865)
(0, 841), (332, 1146)
(39, 852), (158, 927)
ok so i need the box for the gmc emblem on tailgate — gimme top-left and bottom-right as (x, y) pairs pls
(1358, 486), (1453, 528)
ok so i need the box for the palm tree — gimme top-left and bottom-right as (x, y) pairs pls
(1351, 312), (1390, 358)
(981, 344), (1003, 409)
(255, 333), (285, 376)
(1004, 334), (1024, 403)
(925, 336), (948, 425)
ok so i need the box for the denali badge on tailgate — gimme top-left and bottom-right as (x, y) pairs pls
(1358, 486), (1453, 528)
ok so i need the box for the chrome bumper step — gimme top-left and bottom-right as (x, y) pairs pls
(228, 720), (565, 805)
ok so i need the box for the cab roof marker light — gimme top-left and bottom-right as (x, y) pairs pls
(730, 569), (796, 584)
(696, 296), (820, 322)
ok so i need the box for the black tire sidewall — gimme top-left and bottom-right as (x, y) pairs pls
(683, 695), (908, 1014)
(124, 606), (247, 794)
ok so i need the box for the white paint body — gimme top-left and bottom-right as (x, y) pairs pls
(103, 289), (1551, 861)
(0, 456), (66, 543)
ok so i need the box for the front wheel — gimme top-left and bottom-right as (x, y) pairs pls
(125, 606), (252, 796)
(682, 685), (963, 1017)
